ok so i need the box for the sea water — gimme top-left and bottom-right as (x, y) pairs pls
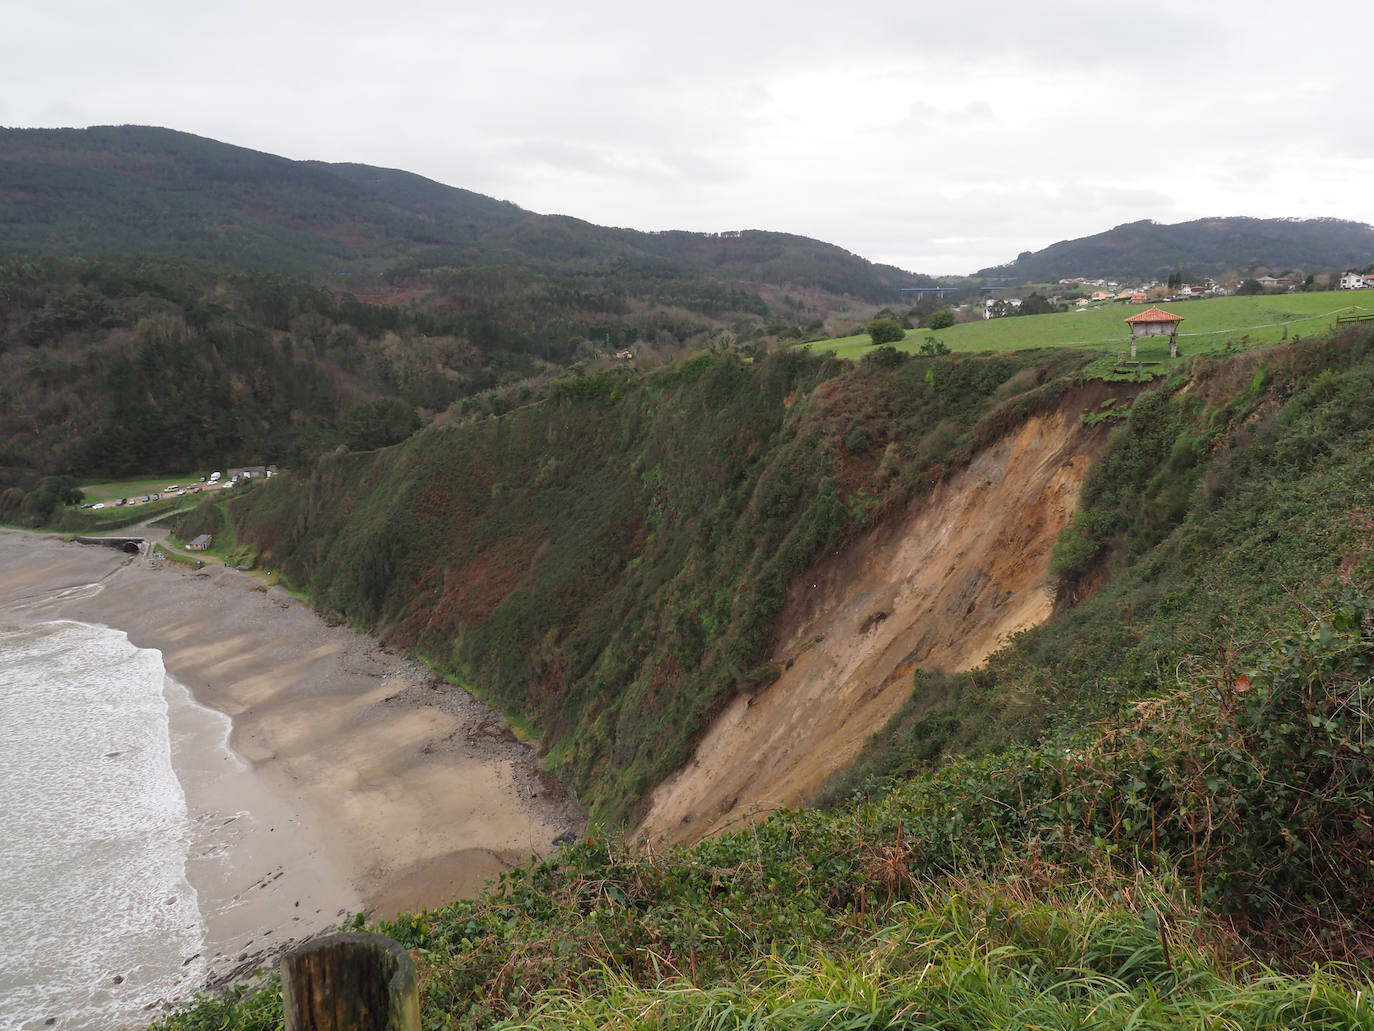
(0, 621), (219, 1031)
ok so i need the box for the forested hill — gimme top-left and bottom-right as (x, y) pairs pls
(978, 216), (1374, 282)
(0, 125), (931, 300)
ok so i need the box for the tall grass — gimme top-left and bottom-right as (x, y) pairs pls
(503, 884), (1373, 1031)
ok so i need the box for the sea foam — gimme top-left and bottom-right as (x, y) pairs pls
(0, 621), (208, 1031)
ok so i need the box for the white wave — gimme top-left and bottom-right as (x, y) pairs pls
(0, 622), (208, 1031)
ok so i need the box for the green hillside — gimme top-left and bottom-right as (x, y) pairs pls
(0, 126), (523, 275)
(0, 255), (559, 491)
(0, 252), (803, 497)
(815, 290), (1374, 360)
(979, 216), (1374, 282)
(214, 345), (1088, 823)
(0, 126), (931, 302)
(153, 325), (1374, 1030)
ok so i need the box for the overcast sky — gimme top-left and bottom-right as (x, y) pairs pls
(4, 1), (1372, 274)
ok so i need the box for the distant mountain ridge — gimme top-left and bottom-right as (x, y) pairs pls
(979, 217), (1374, 283)
(0, 125), (929, 302)
(6, 126), (1372, 295)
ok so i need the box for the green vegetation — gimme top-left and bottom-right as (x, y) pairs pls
(13, 125), (1374, 1030)
(0, 472), (198, 531)
(214, 326), (1374, 837)
(810, 290), (1374, 360)
(153, 596), (1373, 1031)
(1, 126), (931, 302)
(0, 254), (714, 487)
(143, 321), (1374, 1031)
(864, 316), (904, 345)
(977, 215), (1374, 281)
(824, 327), (1374, 803)
(341, 398), (424, 451)
(0, 243), (907, 494)
(154, 542), (206, 567)
(219, 346), (1090, 824)
(0, 474), (83, 525)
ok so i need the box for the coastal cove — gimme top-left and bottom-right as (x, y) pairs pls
(0, 530), (582, 1030)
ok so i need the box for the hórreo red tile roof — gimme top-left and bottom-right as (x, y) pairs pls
(1124, 307), (1184, 324)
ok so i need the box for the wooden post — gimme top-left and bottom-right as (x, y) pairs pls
(281, 932), (419, 1031)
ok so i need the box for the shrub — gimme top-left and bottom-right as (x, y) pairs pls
(866, 317), (904, 346)
(862, 344), (906, 368)
(844, 426), (870, 455)
(341, 398), (422, 451)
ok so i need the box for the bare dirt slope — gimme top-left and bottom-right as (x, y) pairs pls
(637, 392), (1113, 846)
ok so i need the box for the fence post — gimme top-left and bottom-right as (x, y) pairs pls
(281, 932), (419, 1031)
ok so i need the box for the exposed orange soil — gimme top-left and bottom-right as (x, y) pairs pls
(636, 392), (1113, 846)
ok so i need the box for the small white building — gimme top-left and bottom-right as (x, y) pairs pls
(1340, 272), (1368, 290)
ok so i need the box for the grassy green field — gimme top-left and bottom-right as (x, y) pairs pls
(77, 475), (218, 504)
(810, 289), (1374, 360)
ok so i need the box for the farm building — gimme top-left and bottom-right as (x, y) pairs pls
(188, 534), (213, 551)
(1124, 307), (1184, 358)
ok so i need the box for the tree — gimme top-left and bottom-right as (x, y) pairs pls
(1236, 278), (1265, 296)
(35, 475), (83, 506)
(1018, 293), (1059, 316)
(861, 345), (906, 368)
(341, 399), (422, 451)
(907, 295), (947, 324)
(917, 336), (950, 356)
(865, 317), (904, 346)
(925, 308), (956, 330)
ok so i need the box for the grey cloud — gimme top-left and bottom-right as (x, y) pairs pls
(4, 0), (1372, 275)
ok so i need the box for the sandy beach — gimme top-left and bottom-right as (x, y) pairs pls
(0, 529), (582, 996)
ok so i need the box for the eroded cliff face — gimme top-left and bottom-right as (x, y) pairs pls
(636, 394), (1112, 845)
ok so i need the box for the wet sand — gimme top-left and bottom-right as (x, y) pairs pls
(0, 530), (582, 994)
